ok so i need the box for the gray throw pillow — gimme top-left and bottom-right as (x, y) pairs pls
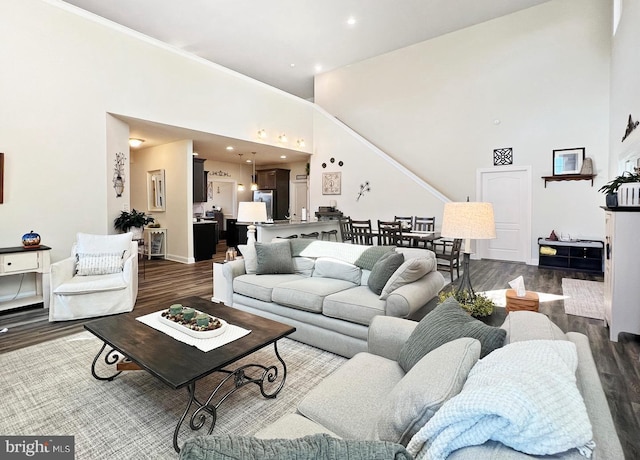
(367, 251), (404, 295)
(255, 241), (294, 274)
(397, 297), (506, 372)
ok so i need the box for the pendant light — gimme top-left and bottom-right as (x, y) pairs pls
(237, 153), (245, 191)
(250, 152), (258, 191)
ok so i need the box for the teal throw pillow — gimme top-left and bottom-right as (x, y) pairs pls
(255, 241), (294, 274)
(367, 250), (404, 295)
(397, 297), (506, 372)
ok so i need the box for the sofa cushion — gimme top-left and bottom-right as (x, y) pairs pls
(379, 257), (434, 300)
(501, 310), (567, 344)
(255, 241), (294, 274)
(76, 232), (132, 254)
(323, 286), (386, 326)
(53, 273), (128, 295)
(233, 273), (305, 302)
(298, 352), (405, 440)
(368, 251), (404, 295)
(292, 257), (315, 277)
(312, 257), (361, 284)
(376, 338), (481, 445)
(397, 298), (506, 372)
(238, 244), (257, 274)
(272, 277), (357, 313)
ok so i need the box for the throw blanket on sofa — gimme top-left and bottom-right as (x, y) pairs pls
(179, 434), (412, 460)
(406, 340), (595, 460)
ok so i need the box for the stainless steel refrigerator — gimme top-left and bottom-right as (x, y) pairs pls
(253, 190), (274, 221)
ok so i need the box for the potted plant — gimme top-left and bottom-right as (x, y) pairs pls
(438, 290), (496, 317)
(598, 169), (640, 207)
(113, 209), (154, 239)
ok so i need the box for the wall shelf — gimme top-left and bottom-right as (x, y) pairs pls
(541, 174), (596, 188)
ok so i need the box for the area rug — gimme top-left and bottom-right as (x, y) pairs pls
(562, 278), (605, 320)
(477, 289), (567, 308)
(0, 332), (346, 459)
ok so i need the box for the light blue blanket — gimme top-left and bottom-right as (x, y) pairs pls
(406, 340), (595, 460)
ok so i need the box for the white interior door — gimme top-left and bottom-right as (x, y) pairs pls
(291, 180), (308, 220)
(476, 166), (531, 263)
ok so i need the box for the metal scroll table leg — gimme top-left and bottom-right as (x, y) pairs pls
(173, 341), (287, 452)
(90, 342), (123, 382)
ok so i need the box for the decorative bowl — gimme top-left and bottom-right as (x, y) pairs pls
(159, 308), (227, 339)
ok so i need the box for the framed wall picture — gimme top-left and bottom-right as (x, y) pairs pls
(552, 147), (585, 175)
(0, 153), (4, 204)
(322, 172), (341, 195)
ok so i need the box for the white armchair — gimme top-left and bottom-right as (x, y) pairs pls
(49, 233), (138, 321)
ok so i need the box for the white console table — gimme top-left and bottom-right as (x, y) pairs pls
(0, 246), (51, 311)
(143, 228), (167, 259)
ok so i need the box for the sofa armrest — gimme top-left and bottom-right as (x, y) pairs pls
(385, 270), (445, 318)
(223, 259), (246, 297)
(367, 316), (418, 361)
(50, 256), (76, 290)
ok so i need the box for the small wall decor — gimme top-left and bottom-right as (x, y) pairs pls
(322, 162), (327, 168)
(322, 172), (341, 195)
(209, 170), (231, 177)
(113, 152), (126, 197)
(493, 148), (513, 166)
(0, 152), (4, 204)
(579, 157), (593, 175)
(622, 114), (640, 142)
(552, 147), (584, 175)
(356, 181), (370, 201)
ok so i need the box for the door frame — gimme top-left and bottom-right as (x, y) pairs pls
(476, 165), (532, 264)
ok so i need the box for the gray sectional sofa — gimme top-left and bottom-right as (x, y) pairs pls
(222, 239), (445, 358)
(180, 306), (623, 459)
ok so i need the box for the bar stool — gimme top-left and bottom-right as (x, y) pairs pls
(300, 232), (319, 239)
(321, 229), (338, 241)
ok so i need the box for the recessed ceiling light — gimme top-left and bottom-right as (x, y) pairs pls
(347, 16), (356, 26)
(129, 138), (145, 148)
(315, 64), (323, 72)
(246, 159), (252, 163)
(280, 155), (287, 159)
(192, 152), (199, 156)
(226, 146), (234, 151)
(290, 63), (296, 68)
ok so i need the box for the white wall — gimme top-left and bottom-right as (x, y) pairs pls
(0, 0), (313, 262)
(610, 0), (640, 175)
(315, 0), (611, 255)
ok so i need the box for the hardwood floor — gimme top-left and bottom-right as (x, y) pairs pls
(0, 250), (638, 459)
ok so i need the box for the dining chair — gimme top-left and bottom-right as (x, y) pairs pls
(377, 220), (404, 246)
(433, 238), (463, 282)
(351, 219), (374, 245)
(412, 216), (436, 248)
(339, 217), (353, 243)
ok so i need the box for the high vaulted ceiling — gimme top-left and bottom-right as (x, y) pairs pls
(63, 0), (550, 100)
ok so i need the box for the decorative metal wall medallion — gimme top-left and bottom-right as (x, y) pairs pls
(622, 114), (640, 142)
(493, 148), (513, 166)
(209, 170), (231, 177)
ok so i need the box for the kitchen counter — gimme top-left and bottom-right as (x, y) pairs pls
(250, 220), (341, 242)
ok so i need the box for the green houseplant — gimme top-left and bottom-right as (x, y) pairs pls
(598, 169), (640, 207)
(438, 290), (496, 317)
(113, 209), (154, 235)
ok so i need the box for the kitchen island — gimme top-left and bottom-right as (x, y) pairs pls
(256, 220), (341, 242)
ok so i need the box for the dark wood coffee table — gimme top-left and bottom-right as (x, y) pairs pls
(84, 296), (295, 452)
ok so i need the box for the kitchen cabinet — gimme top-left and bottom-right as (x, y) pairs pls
(193, 222), (218, 261)
(603, 208), (640, 341)
(256, 168), (290, 220)
(193, 158), (208, 203)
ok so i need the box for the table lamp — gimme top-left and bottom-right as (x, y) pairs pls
(237, 201), (267, 245)
(441, 201), (496, 299)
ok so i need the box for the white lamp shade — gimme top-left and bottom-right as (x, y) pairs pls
(441, 202), (496, 240)
(237, 201), (267, 223)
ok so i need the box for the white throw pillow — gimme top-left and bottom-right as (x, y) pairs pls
(238, 244), (257, 274)
(312, 257), (361, 284)
(76, 232), (132, 254)
(76, 252), (125, 276)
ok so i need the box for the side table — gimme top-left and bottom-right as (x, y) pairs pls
(505, 289), (539, 314)
(143, 228), (167, 260)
